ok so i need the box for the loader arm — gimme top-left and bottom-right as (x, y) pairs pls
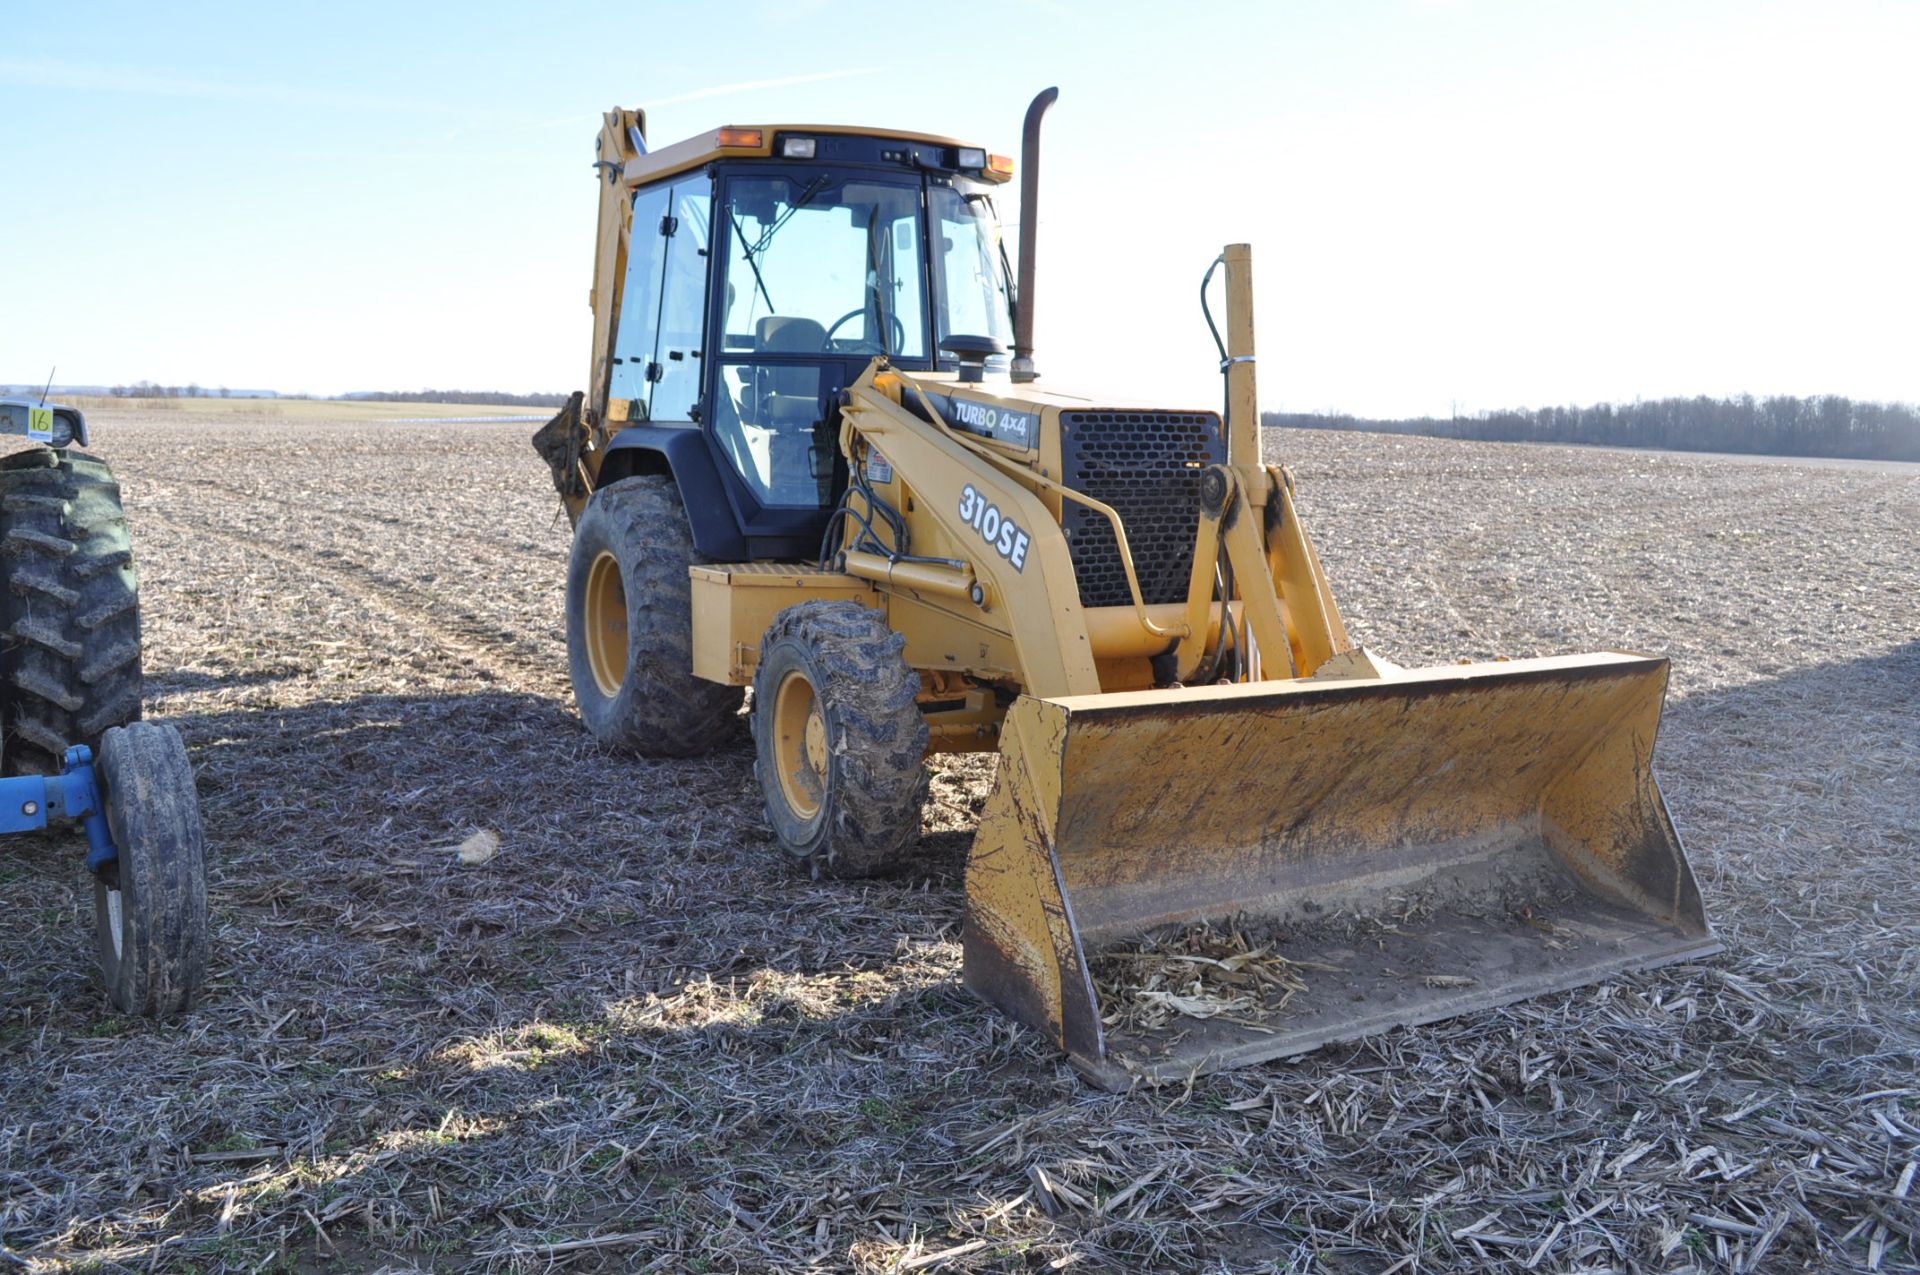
(840, 376), (1356, 696)
(837, 364), (1104, 698)
(840, 245), (1354, 694)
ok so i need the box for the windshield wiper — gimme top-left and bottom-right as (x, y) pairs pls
(730, 212), (777, 313)
(747, 176), (831, 259)
(865, 219), (895, 355)
(733, 175), (833, 317)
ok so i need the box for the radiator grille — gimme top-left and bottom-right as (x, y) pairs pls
(1058, 410), (1225, 610)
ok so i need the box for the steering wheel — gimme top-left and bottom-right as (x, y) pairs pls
(823, 307), (907, 354)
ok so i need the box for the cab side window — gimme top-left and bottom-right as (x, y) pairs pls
(650, 185), (713, 424)
(610, 184), (671, 415)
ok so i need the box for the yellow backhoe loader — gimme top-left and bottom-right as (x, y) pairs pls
(534, 92), (1717, 1088)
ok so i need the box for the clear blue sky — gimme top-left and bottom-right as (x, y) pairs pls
(3, 0), (1915, 416)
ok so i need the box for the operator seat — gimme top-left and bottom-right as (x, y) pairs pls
(750, 316), (832, 506)
(753, 317), (827, 429)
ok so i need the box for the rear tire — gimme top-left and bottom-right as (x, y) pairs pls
(752, 601), (928, 877)
(565, 476), (743, 756)
(0, 448), (142, 776)
(92, 723), (206, 1017)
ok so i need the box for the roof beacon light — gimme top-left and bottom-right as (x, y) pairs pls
(716, 127), (765, 149)
(985, 153), (1015, 180)
(781, 136), (817, 159)
(956, 147), (987, 170)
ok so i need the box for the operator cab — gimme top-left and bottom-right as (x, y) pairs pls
(606, 129), (1016, 557)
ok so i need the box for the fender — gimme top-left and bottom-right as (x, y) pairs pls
(600, 424), (749, 561)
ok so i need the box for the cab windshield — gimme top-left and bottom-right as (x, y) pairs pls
(721, 174), (928, 359)
(712, 170), (1013, 509)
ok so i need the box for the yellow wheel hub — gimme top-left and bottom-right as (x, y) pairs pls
(773, 670), (828, 821)
(583, 551), (629, 697)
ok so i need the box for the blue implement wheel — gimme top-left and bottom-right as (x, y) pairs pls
(92, 722), (205, 1016)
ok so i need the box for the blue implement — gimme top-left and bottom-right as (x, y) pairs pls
(0, 744), (118, 872)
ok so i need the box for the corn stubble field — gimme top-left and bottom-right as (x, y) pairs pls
(1, 403), (1915, 1274)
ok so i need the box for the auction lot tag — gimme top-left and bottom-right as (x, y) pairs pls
(26, 407), (53, 442)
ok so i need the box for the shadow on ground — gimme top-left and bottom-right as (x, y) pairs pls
(4, 644), (1916, 1271)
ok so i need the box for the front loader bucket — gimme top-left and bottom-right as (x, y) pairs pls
(962, 652), (1717, 1089)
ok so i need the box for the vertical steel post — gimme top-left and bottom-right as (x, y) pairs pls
(1221, 243), (1263, 483)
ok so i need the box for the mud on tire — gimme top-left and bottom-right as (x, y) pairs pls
(0, 448), (141, 776)
(565, 476), (744, 756)
(752, 600), (928, 877)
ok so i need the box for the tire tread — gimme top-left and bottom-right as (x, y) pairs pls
(0, 449), (142, 774)
(94, 722), (206, 1016)
(752, 600), (928, 877)
(565, 476), (742, 756)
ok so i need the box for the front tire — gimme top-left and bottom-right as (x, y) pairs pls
(565, 476), (743, 756)
(752, 601), (928, 877)
(92, 722), (207, 1017)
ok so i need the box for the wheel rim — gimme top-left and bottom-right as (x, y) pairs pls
(105, 886), (124, 960)
(772, 669), (828, 821)
(583, 550), (628, 697)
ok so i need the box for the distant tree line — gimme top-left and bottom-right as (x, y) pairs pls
(348, 389), (569, 407)
(110, 381), (232, 398)
(97, 384), (567, 407)
(1264, 395), (1919, 462)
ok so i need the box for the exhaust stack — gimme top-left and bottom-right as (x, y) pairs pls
(1009, 88), (1058, 384)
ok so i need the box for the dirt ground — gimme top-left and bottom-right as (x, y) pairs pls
(2, 405), (1915, 1273)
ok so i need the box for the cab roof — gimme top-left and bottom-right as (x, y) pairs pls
(622, 123), (1009, 188)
